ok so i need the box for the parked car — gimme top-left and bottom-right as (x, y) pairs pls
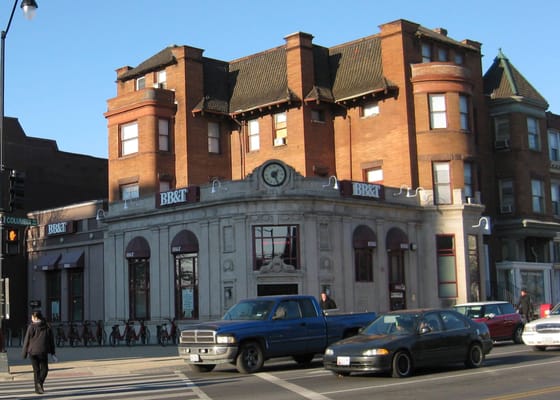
(453, 301), (524, 343)
(178, 295), (377, 373)
(522, 304), (560, 351)
(323, 309), (492, 378)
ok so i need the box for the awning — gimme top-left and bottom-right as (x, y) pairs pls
(125, 236), (150, 259)
(35, 253), (61, 271)
(59, 251), (84, 269)
(171, 230), (199, 253)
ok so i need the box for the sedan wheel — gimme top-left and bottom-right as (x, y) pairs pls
(513, 325), (524, 344)
(465, 343), (484, 368)
(392, 350), (413, 378)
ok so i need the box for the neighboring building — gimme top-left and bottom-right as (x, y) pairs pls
(483, 50), (559, 309)
(1, 118), (107, 333)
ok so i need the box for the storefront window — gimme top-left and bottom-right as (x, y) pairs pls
(128, 259), (150, 320)
(175, 253), (198, 319)
(436, 235), (457, 298)
(68, 270), (83, 321)
(253, 225), (299, 270)
(46, 270), (61, 322)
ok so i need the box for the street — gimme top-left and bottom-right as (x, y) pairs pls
(1, 343), (560, 399)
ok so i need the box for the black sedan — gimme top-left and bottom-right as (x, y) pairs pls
(323, 309), (493, 378)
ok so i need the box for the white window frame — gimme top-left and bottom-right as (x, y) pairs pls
(464, 162), (473, 199)
(548, 129), (560, 161)
(499, 179), (514, 213)
(121, 121), (138, 156)
(121, 183), (139, 200)
(362, 101), (379, 118)
(156, 70), (166, 88)
(429, 94), (447, 129)
(135, 76), (145, 91)
(433, 162), (452, 205)
(158, 118), (169, 151)
(366, 168), (383, 183)
(551, 182), (560, 217)
(528, 116), (541, 150)
(421, 43), (432, 62)
(274, 112), (287, 145)
(531, 179), (545, 213)
(248, 119), (260, 151)
(459, 95), (470, 131)
(208, 122), (220, 154)
(159, 180), (171, 193)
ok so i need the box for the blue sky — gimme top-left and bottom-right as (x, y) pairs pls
(3, 0), (558, 159)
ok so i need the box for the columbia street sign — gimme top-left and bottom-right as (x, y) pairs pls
(1, 215), (37, 226)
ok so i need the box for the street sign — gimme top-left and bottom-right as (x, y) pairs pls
(0, 215), (37, 226)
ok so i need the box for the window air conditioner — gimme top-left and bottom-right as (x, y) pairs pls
(500, 204), (513, 214)
(494, 139), (510, 149)
(274, 137), (286, 146)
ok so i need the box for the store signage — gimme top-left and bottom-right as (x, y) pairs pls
(339, 180), (384, 200)
(45, 221), (75, 236)
(156, 186), (200, 208)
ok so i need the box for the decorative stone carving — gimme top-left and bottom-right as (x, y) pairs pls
(259, 256), (295, 273)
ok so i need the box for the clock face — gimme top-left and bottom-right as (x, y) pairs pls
(262, 162), (287, 187)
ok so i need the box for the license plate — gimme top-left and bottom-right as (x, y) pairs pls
(190, 354), (201, 362)
(337, 356), (350, 366)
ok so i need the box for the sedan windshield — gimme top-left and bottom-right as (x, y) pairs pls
(223, 300), (275, 320)
(362, 313), (419, 335)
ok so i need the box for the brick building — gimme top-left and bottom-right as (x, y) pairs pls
(99, 19), (501, 327)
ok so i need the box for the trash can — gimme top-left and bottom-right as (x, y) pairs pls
(540, 303), (552, 318)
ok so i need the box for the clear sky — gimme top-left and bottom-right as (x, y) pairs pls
(3, 0), (558, 159)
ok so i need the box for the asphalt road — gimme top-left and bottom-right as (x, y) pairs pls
(2, 342), (560, 399)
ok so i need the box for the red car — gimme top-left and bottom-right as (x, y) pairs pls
(454, 301), (524, 343)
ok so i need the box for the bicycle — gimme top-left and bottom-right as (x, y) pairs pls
(95, 320), (107, 346)
(81, 320), (95, 346)
(159, 318), (178, 346)
(68, 322), (81, 347)
(137, 320), (150, 345)
(55, 323), (68, 347)
(109, 321), (126, 346)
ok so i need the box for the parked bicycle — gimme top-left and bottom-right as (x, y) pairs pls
(110, 320), (147, 346)
(68, 322), (81, 347)
(95, 320), (107, 346)
(137, 320), (150, 345)
(55, 323), (68, 347)
(159, 318), (178, 346)
(81, 320), (95, 346)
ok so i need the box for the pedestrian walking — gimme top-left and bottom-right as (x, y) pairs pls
(517, 288), (534, 323)
(22, 311), (56, 394)
(319, 292), (337, 310)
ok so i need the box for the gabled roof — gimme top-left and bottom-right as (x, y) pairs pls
(483, 49), (548, 108)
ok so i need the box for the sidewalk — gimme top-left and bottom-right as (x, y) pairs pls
(1, 345), (184, 381)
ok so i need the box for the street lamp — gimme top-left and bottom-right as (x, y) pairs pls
(0, 0), (38, 376)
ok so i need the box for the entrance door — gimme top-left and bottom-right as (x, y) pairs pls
(388, 250), (406, 310)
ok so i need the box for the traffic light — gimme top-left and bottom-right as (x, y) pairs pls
(3, 226), (20, 255)
(8, 169), (25, 212)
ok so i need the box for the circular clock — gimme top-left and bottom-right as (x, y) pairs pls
(262, 162), (287, 187)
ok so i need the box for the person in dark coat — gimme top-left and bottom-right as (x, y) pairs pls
(22, 311), (56, 394)
(319, 292), (337, 310)
(517, 288), (534, 323)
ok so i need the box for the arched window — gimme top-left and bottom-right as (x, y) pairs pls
(125, 236), (151, 320)
(353, 225), (376, 282)
(171, 230), (199, 319)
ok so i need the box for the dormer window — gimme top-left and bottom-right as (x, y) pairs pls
(135, 76), (145, 90)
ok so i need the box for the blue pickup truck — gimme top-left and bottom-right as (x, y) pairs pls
(178, 294), (376, 373)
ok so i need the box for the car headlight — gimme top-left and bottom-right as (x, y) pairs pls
(325, 348), (334, 356)
(216, 335), (236, 344)
(523, 325), (535, 333)
(363, 348), (389, 356)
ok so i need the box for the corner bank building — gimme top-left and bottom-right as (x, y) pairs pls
(25, 18), (560, 330)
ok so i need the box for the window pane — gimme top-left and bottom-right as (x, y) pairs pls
(208, 122), (220, 153)
(159, 119), (169, 151)
(248, 119), (260, 151)
(121, 122), (138, 156)
(429, 94), (447, 129)
(363, 102), (379, 117)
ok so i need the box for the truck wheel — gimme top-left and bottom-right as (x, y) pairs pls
(533, 346), (547, 351)
(236, 341), (264, 373)
(392, 350), (413, 378)
(293, 354), (314, 365)
(189, 364), (216, 373)
(513, 325), (524, 344)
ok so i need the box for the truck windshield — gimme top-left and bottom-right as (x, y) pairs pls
(223, 300), (276, 320)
